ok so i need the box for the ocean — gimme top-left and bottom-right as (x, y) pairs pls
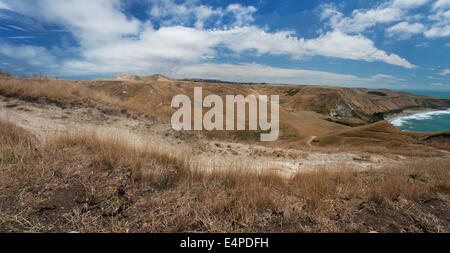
(403, 90), (450, 99)
(388, 90), (450, 132)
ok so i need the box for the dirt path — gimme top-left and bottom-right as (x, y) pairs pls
(306, 136), (317, 147)
(0, 95), (427, 176)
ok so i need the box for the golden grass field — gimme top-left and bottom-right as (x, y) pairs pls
(0, 73), (449, 232)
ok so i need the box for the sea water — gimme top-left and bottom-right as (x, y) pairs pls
(389, 90), (450, 132)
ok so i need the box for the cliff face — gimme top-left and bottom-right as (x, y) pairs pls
(275, 86), (450, 119)
(338, 88), (450, 117)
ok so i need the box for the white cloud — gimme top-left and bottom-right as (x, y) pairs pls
(148, 0), (256, 29)
(425, 24), (450, 37)
(387, 22), (425, 38)
(424, 9), (450, 37)
(50, 25), (416, 77)
(0, 44), (58, 68)
(432, 0), (450, 10)
(198, 28), (414, 68)
(321, 0), (450, 41)
(391, 0), (431, 9)
(302, 31), (416, 68)
(75, 26), (416, 72)
(425, 1), (450, 37)
(323, 5), (404, 33)
(3, 0), (141, 46)
(0, 0), (417, 81)
(371, 73), (406, 83)
(0, 1), (9, 10)
(225, 4), (257, 27)
(319, 0), (431, 34)
(439, 69), (450, 75)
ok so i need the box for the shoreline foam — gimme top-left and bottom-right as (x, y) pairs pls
(387, 108), (450, 128)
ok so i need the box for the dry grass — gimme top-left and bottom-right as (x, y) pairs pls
(0, 77), (120, 107)
(0, 119), (449, 233)
(0, 76), (154, 118)
(299, 142), (445, 158)
(356, 143), (444, 157)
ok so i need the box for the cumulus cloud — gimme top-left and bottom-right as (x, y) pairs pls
(0, 0), (417, 82)
(425, 3), (450, 38)
(321, 0), (429, 36)
(387, 22), (425, 38)
(148, 0), (256, 29)
(61, 26), (416, 73)
(321, 3), (404, 34)
(391, 0), (431, 9)
(425, 25), (450, 37)
(432, 0), (450, 10)
(302, 31), (415, 68)
(321, 0), (450, 40)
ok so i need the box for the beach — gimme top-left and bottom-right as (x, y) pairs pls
(387, 107), (450, 132)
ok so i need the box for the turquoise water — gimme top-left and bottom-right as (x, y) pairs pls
(402, 90), (450, 99)
(389, 109), (450, 132)
(389, 90), (450, 132)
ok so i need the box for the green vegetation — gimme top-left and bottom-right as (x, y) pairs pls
(326, 118), (365, 127)
(286, 88), (300, 96)
(368, 91), (387, 96)
(279, 124), (299, 140)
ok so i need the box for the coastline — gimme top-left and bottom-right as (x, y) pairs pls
(385, 107), (450, 133)
(384, 107), (445, 121)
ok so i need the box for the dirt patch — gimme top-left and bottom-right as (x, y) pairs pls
(31, 182), (87, 230)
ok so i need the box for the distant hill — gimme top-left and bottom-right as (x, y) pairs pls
(113, 74), (172, 82)
(180, 78), (266, 85)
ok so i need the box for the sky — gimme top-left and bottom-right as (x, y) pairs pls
(0, 0), (449, 91)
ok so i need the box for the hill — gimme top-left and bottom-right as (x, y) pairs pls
(1, 73), (449, 233)
(84, 74), (450, 143)
(1, 73), (449, 148)
(88, 74), (450, 120)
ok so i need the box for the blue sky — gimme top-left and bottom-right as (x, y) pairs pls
(0, 0), (449, 90)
